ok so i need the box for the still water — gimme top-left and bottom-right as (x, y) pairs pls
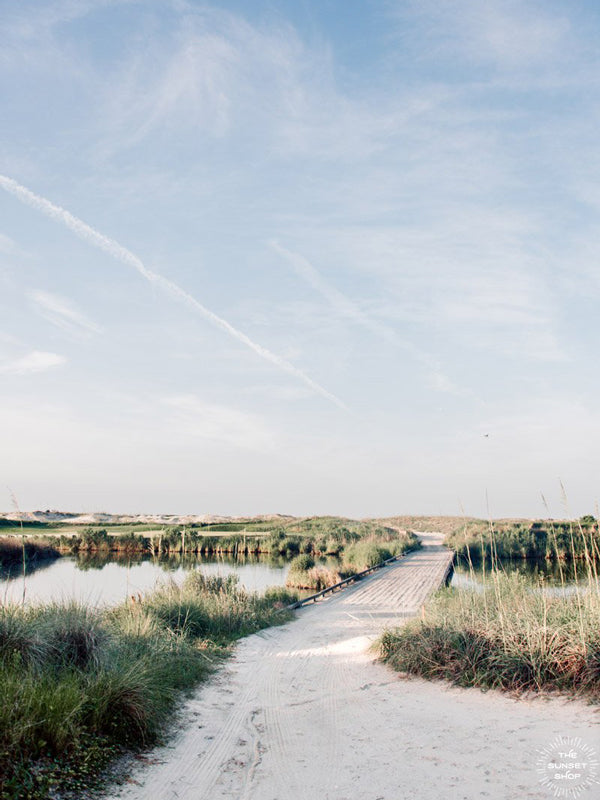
(451, 557), (594, 593)
(0, 553), (298, 606)
(2, 552), (590, 607)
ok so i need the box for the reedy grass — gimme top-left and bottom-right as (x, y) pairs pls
(381, 514), (600, 699)
(380, 573), (600, 697)
(1, 517), (411, 561)
(445, 517), (600, 563)
(286, 532), (420, 590)
(0, 536), (59, 567)
(0, 575), (298, 799)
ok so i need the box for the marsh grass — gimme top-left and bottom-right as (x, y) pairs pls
(286, 532), (419, 590)
(445, 516), (600, 563)
(0, 575), (297, 799)
(0, 537), (59, 567)
(380, 517), (600, 699)
(286, 554), (353, 590)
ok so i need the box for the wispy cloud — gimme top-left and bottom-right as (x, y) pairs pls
(0, 233), (18, 255)
(0, 174), (345, 409)
(462, 2), (569, 69)
(395, 0), (571, 72)
(30, 290), (102, 336)
(0, 350), (66, 375)
(95, 8), (407, 164)
(163, 395), (274, 451)
(95, 9), (293, 160)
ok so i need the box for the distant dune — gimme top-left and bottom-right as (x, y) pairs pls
(0, 510), (296, 526)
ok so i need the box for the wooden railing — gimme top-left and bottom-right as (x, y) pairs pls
(286, 552), (411, 610)
(287, 546), (455, 610)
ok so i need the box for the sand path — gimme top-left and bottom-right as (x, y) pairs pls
(108, 535), (599, 800)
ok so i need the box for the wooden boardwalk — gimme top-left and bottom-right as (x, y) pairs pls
(339, 532), (454, 615)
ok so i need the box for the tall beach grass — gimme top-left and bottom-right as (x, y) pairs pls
(380, 517), (600, 699)
(0, 574), (297, 799)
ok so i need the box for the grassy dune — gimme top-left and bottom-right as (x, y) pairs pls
(0, 575), (297, 799)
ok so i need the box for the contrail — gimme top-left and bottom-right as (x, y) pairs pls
(270, 240), (467, 397)
(271, 240), (427, 356)
(0, 175), (345, 408)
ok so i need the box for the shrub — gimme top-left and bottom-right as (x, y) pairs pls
(287, 554), (315, 572)
(345, 542), (392, 569)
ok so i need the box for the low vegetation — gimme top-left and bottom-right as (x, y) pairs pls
(380, 560), (600, 699)
(0, 575), (297, 799)
(0, 537), (59, 568)
(445, 516), (600, 563)
(0, 516), (420, 564)
(285, 530), (419, 590)
(382, 515), (600, 699)
(286, 554), (352, 591)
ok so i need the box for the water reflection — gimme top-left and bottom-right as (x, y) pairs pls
(0, 552), (306, 606)
(451, 556), (598, 594)
(0, 557), (59, 583)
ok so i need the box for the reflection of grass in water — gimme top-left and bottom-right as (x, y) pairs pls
(0, 537), (60, 593)
(74, 552), (147, 571)
(453, 556), (595, 586)
(72, 551), (340, 573)
(0, 557), (59, 583)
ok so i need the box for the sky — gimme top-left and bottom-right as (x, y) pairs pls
(1, 0), (600, 519)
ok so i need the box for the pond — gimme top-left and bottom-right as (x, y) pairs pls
(4, 549), (594, 607)
(0, 552), (312, 606)
(451, 556), (597, 594)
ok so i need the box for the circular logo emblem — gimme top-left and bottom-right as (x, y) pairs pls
(536, 736), (600, 798)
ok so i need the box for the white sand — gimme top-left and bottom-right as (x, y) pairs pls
(106, 537), (600, 800)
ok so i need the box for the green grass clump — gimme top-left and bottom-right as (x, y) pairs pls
(286, 554), (350, 591)
(379, 572), (600, 699)
(0, 605), (46, 667)
(444, 516), (600, 563)
(138, 573), (294, 644)
(0, 575), (294, 799)
(286, 532), (419, 590)
(345, 541), (392, 569)
(287, 554), (315, 573)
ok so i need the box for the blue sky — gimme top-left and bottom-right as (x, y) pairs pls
(1, 0), (599, 518)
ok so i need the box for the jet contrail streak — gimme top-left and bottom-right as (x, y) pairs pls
(270, 240), (427, 360)
(270, 239), (469, 397)
(0, 175), (345, 408)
